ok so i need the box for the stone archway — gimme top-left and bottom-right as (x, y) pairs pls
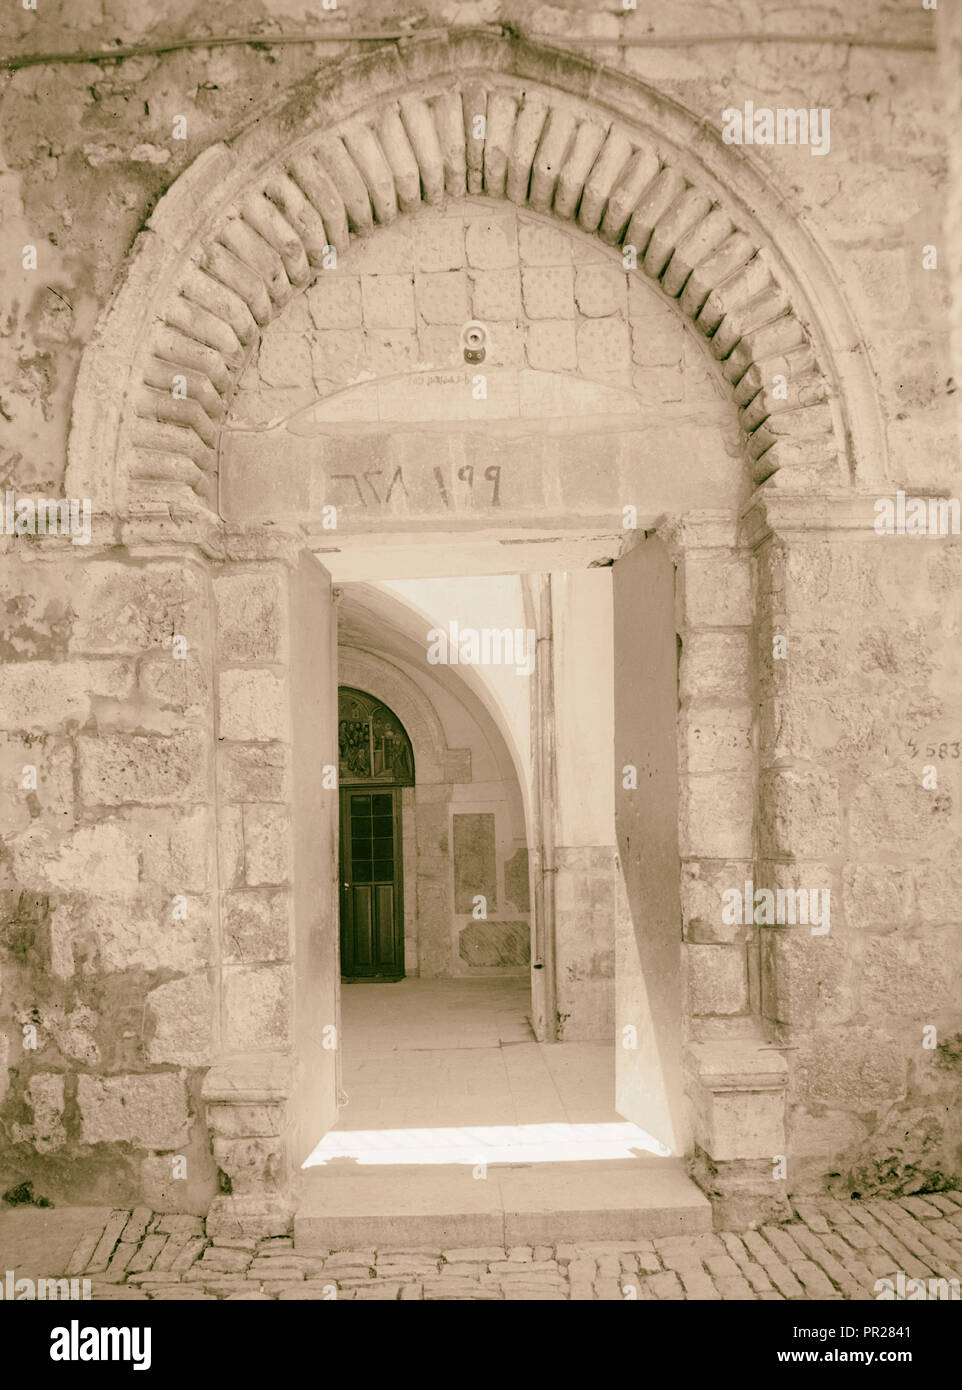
(65, 29), (882, 518)
(60, 32), (890, 1232)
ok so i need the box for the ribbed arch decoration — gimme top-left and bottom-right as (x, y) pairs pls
(78, 32), (854, 511)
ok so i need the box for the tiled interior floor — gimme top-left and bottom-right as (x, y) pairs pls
(337, 977), (618, 1128)
(304, 978), (666, 1166)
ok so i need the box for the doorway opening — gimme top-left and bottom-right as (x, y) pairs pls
(309, 565), (677, 1180)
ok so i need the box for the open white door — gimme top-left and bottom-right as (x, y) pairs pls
(288, 549), (341, 1165)
(612, 535), (689, 1156)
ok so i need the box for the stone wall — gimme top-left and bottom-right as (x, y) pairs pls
(1, 0), (948, 498)
(1, 2), (960, 1217)
(753, 508), (962, 1200)
(0, 548), (219, 1209)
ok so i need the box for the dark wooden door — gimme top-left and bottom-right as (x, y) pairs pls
(339, 787), (404, 980)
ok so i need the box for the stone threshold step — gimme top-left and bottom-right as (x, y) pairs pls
(293, 1158), (711, 1250)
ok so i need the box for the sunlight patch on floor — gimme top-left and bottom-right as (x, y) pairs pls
(302, 1120), (672, 1167)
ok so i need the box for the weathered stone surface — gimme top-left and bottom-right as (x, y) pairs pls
(214, 571), (286, 663)
(79, 894), (213, 974)
(687, 944), (749, 1016)
(78, 732), (211, 806)
(242, 805), (292, 887)
(71, 564), (205, 655)
(218, 744), (291, 803)
(77, 1074), (190, 1149)
(223, 891), (291, 963)
(222, 965), (292, 1051)
(2, 17), (961, 1224)
(218, 670), (289, 743)
(13, 1073), (67, 1153)
(146, 974), (214, 1067)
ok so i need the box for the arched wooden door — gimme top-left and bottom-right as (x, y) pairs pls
(337, 687), (414, 981)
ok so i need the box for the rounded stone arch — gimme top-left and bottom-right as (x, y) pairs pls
(337, 646), (452, 787)
(67, 29), (883, 515)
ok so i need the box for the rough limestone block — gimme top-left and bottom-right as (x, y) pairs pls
(679, 632), (752, 705)
(84, 895), (212, 973)
(360, 273), (415, 329)
(859, 933), (956, 1017)
(134, 806), (213, 892)
(525, 320), (577, 371)
(574, 264), (627, 318)
(212, 1137), (285, 1194)
(697, 1087), (786, 1164)
(242, 805), (292, 886)
(146, 974), (214, 1067)
(849, 772), (953, 853)
(517, 220), (572, 266)
(576, 317), (633, 376)
(223, 965), (293, 1050)
(914, 860), (962, 926)
(306, 275), (362, 329)
(9, 820), (140, 892)
(469, 267), (522, 320)
(0, 733), (74, 834)
(687, 943), (749, 1016)
(681, 707), (754, 776)
(405, 210), (460, 269)
(78, 1073), (190, 1148)
(790, 1109), (868, 1161)
(138, 654), (209, 718)
(681, 859), (755, 944)
(70, 562), (205, 656)
(15, 1073), (67, 1152)
(78, 731), (211, 806)
(680, 555), (753, 628)
(214, 571), (286, 663)
(415, 270), (470, 324)
(218, 669), (289, 743)
(309, 329), (366, 384)
(464, 216), (518, 269)
(758, 768), (841, 858)
(760, 930), (854, 1029)
(687, 1042), (788, 1161)
(841, 863), (911, 931)
(207, 1101), (285, 1140)
(223, 890), (292, 963)
(795, 1030), (908, 1110)
(256, 334), (312, 389)
(679, 774), (754, 859)
(218, 744), (291, 803)
(521, 265), (575, 319)
(0, 661), (134, 730)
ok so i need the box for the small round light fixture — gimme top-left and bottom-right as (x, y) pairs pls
(461, 320), (487, 364)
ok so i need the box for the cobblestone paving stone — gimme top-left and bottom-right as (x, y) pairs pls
(32, 1193), (962, 1300)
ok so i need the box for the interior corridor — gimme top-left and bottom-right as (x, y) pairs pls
(303, 979), (666, 1167)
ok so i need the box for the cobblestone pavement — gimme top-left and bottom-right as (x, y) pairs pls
(5, 1193), (962, 1300)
